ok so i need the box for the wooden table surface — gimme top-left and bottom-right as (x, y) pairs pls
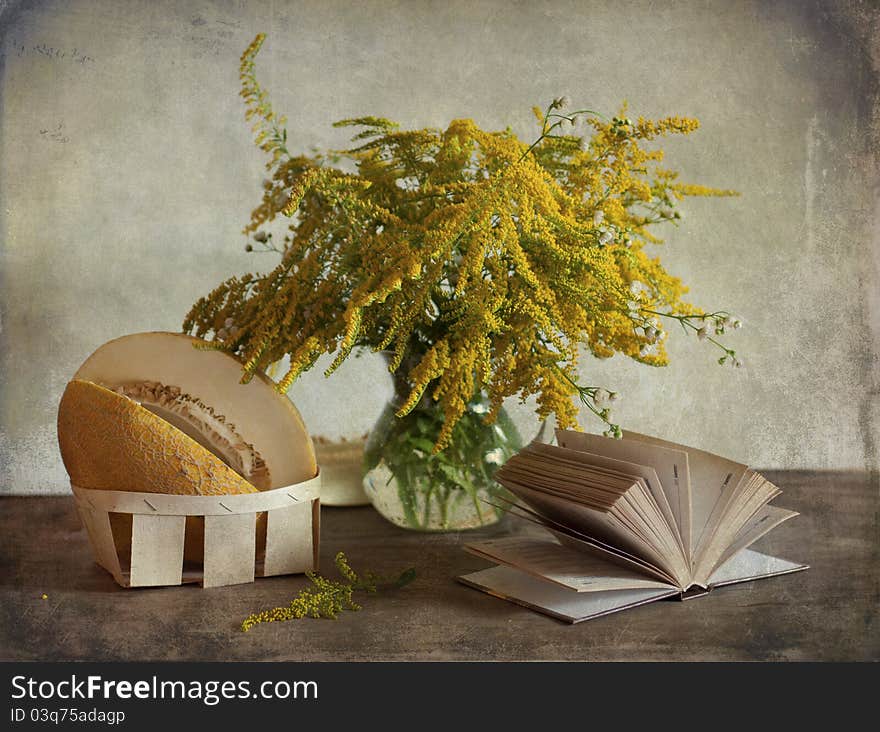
(1, 470), (877, 661)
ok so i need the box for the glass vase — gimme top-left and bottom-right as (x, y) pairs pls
(362, 392), (521, 531)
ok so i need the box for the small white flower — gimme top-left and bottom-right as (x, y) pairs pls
(485, 448), (505, 466)
(593, 389), (609, 406)
(598, 230), (614, 246)
(629, 281), (644, 296)
(733, 319), (743, 329)
(594, 210), (605, 225)
(224, 317), (235, 329)
(733, 358), (743, 368)
(253, 231), (269, 243)
(217, 328), (229, 341)
(608, 391), (620, 403)
(644, 326), (659, 342)
(557, 96), (571, 109)
(639, 344), (654, 357)
(470, 402), (489, 415)
(697, 326), (709, 341)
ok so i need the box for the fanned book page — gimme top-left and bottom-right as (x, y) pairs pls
(459, 430), (807, 623)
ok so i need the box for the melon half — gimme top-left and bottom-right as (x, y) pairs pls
(57, 332), (317, 562)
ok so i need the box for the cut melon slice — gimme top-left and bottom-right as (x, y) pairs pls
(61, 331), (316, 493)
(58, 379), (260, 496)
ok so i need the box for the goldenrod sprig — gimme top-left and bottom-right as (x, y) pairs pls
(241, 552), (416, 632)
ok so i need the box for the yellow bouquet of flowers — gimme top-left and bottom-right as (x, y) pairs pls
(185, 35), (741, 529)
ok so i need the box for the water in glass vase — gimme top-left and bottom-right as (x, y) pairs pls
(362, 393), (521, 531)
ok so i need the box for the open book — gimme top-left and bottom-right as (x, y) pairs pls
(459, 429), (807, 623)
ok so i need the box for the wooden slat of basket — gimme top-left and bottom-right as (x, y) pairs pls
(76, 503), (125, 586)
(70, 473), (321, 515)
(129, 514), (185, 586)
(203, 513), (257, 588)
(263, 501), (314, 577)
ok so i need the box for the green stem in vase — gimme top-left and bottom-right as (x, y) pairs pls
(363, 390), (522, 531)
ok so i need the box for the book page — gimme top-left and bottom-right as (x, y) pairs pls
(713, 505), (799, 570)
(617, 485), (685, 560)
(501, 479), (678, 578)
(556, 429), (692, 560)
(707, 548), (808, 587)
(620, 431), (749, 560)
(497, 448), (639, 511)
(510, 444), (686, 574)
(518, 442), (690, 584)
(491, 496), (678, 583)
(465, 536), (676, 592)
(551, 529), (679, 585)
(458, 566), (680, 623)
(612, 489), (690, 586)
(530, 442), (682, 556)
(691, 474), (782, 586)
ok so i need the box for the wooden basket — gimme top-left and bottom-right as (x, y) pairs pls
(72, 471), (321, 588)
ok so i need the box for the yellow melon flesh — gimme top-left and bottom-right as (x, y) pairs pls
(58, 379), (258, 496)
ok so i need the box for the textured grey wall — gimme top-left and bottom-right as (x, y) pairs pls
(1, 0), (877, 494)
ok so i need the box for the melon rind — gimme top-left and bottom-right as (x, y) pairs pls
(58, 379), (259, 496)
